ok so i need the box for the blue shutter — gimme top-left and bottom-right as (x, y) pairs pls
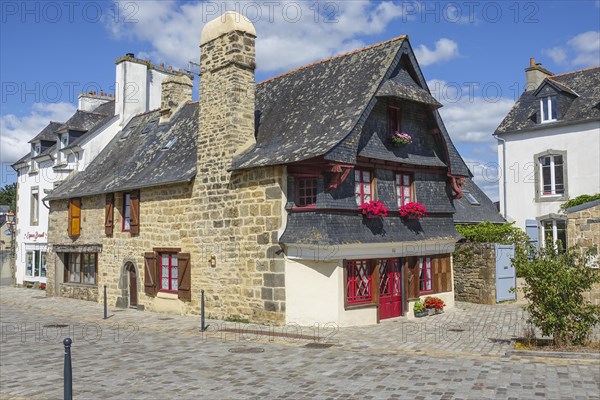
(525, 219), (539, 251)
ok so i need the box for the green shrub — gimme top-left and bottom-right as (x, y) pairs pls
(560, 193), (600, 211)
(513, 244), (600, 346)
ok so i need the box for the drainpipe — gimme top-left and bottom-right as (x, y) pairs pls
(493, 133), (507, 219)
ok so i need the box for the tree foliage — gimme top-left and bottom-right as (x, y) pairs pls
(560, 193), (600, 211)
(0, 183), (16, 212)
(514, 244), (600, 346)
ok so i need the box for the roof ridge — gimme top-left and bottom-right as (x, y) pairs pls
(550, 65), (600, 78)
(257, 35), (408, 86)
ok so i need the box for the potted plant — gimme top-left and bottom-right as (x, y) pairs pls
(399, 202), (427, 220)
(424, 296), (446, 315)
(413, 300), (428, 318)
(359, 200), (389, 219)
(390, 131), (412, 146)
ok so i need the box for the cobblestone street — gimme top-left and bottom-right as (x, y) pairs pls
(1, 287), (599, 399)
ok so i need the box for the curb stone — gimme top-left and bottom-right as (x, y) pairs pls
(506, 349), (600, 360)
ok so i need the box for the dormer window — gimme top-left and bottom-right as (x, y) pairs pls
(57, 133), (68, 163)
(540, 95), (557, 123)
(388, 106), (401, 133)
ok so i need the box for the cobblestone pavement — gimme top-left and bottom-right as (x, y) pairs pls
(1, 287), (599, 399)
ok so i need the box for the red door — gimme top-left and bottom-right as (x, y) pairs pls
(379, 258), (402, 319)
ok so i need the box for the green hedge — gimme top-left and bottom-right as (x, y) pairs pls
(560, 193), (600, 211)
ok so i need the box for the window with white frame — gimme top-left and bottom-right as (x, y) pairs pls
(30, 143), (40, 171)
(540, 95), (557, 123)
(541, 219), (566, 250)
(540, 154), (564, 195)
(57, 133), (68, 163)
(354, 170), (372, 206)
(25, 250), (47, 278)
(30, 187), (39, 226)
(395, 173), (412, 207)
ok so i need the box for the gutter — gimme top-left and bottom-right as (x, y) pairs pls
(493, 134), (507, 219)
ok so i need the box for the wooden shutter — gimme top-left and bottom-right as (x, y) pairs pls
(105, 193), (114, 236)
(433, 255), (452, 293)
(177, 253), (191, 301)
(405, 256), (420, 299)
(68, 198), (81, 238)
(144, 252), (158, 296)
(130, 190), (140, 234)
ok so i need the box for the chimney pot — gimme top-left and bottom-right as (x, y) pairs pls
(530, 57), (535, 68)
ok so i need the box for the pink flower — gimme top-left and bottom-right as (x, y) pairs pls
(399, 202), (427, 219)
(359, 200), (389, 218)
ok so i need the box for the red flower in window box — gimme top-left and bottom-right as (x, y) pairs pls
(359, 200), (389, 219)
(399, 201), (427, 219)
(424, 296), (445, 311)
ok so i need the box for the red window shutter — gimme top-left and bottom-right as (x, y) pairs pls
(130, 190), (140, 234)
(144, 252), (157, 296)
(68, 198), (81, 238)
(105, 193), (114, 236)
(177, 253), (191, 301)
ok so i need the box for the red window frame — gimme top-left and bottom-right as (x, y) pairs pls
(388, 106), (401, 133)
(295, 177), (318, 208)
(159, 253), (178, 293)
(346, 260), (374, 305)
(354, 170), (372, 206)
(395, 173), (413, 207)
(122, 192), (131, 232)
(419, 257), (433, 293)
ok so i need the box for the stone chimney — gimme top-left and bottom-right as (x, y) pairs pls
(198, 12), (257, 163)
(525, 58), (553, 91)
(159, 75), (193, 123)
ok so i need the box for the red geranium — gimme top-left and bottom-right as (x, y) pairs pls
(399, 201), (427, 219)
(423, 296), (445, 311)
(359, 200), (389, 218)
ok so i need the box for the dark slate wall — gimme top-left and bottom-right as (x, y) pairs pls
(287, 167), (455, 214)
(357, 99), (447, 167)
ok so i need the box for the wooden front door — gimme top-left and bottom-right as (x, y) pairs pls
(379, 258), (402, 319)
(129, 267), (138, 307)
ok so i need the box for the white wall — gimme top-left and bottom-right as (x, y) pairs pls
(498, 120), (600, 230)
(285, 258), (378, 327)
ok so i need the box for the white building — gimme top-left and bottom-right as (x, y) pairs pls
(11, 55), (190, 286)
(495, 59), (600, 247)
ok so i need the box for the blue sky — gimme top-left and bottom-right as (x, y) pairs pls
(2, 0), (599, 200)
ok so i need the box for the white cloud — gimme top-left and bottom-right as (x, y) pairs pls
(0, 102), (75, 165)
(107, 0), (408, 73)
(414, 38), (459, 67)
(543, 47), (567, 65)
(427, 79), (514, 143)
(543, 31), (600, 68)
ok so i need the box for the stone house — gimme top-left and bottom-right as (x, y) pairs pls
(495, 60), (600, 249)
(45, 12), (483, 326)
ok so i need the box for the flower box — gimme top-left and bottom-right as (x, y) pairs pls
(359, 200), (389, 219)
(423, 296), (446, 313)
(399, 202), (427, 220)
(390, 131), (412, 146)
(414, 310), (428, 318)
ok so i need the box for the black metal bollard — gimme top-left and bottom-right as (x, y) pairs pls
(103, 285), (107, 320)
(200, 289), (207, 332)
(63, 338), (73, 400)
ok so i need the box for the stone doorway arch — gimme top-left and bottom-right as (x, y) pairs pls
(117, 260), (140, 309)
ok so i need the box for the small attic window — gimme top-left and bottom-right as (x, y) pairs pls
(540, 96), (557, 123)
(162, 137), (177, 150)
(463, 191), (480, 205)
(141, 120), (158, 134)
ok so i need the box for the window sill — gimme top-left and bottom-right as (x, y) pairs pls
(28, 171), (39, 176)
(157, 291), (178, 299)
(345, 302), (377, 311)
(62, 282), (97, 288)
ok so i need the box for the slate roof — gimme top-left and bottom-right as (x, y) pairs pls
(63, 102), (115, 150)
(496, 66), (600, 134)
(453, 178), (505, 224)
(279, 212), (459, 246)
(28, 122), (64, 143)
(45, 103), (198, 200)
(376, 69), (441, 107)
(55, 106), (113, 133)
(231, 37), (406, 170)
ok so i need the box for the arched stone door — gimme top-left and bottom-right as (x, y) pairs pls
(125, 262), (138, 307)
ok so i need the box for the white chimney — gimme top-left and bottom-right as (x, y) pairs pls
(77, 91), (114, 112)
(114, 53), (187, 126)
